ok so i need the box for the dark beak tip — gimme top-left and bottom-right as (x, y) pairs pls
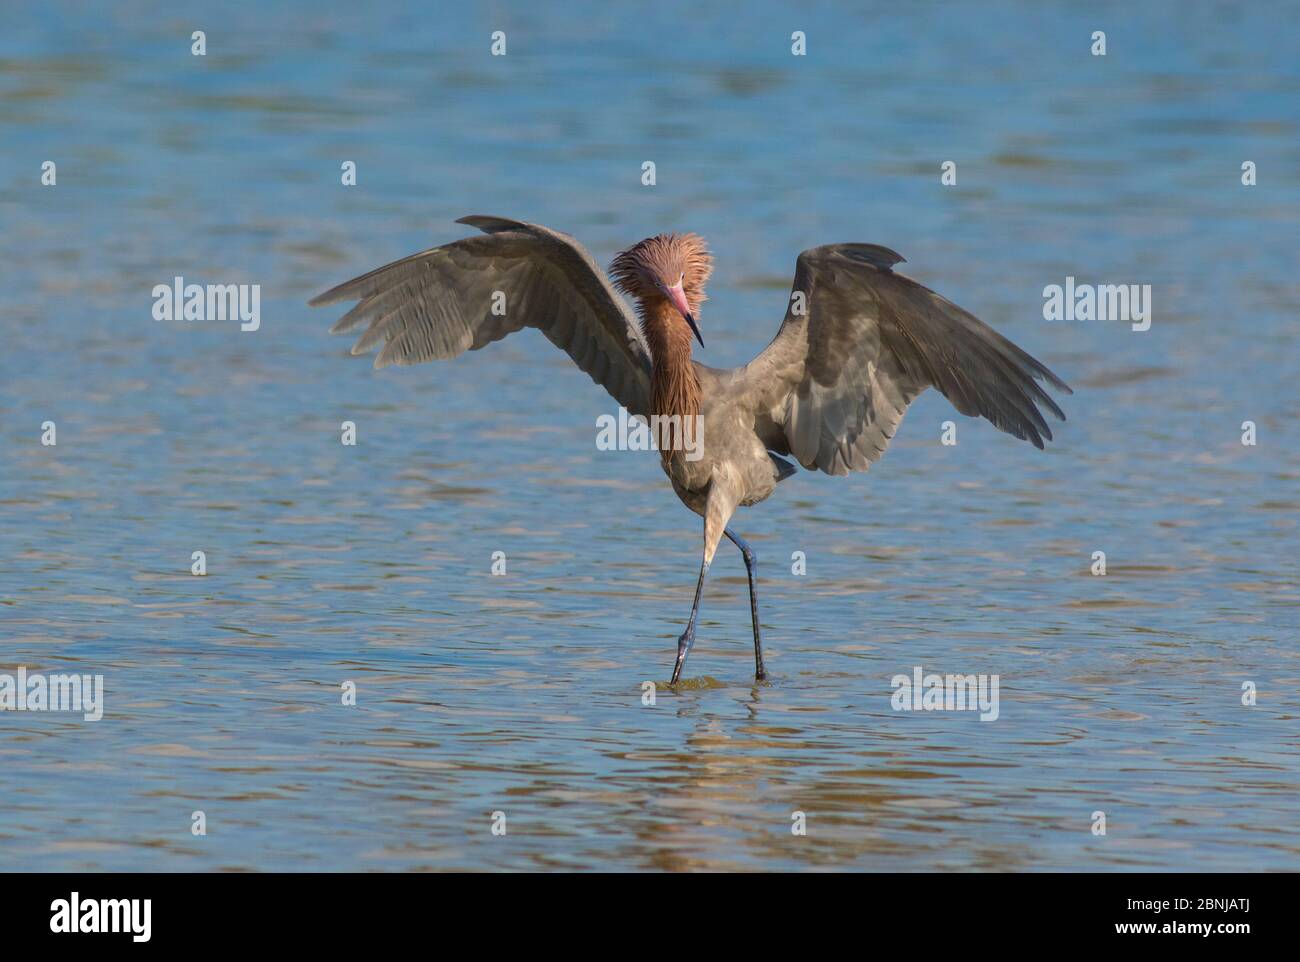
(685, 314), (705, 348)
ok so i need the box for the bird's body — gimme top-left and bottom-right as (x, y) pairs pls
(656, 360), (788, 521)
(312, 216), (1071, 685)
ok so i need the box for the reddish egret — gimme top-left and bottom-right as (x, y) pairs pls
(311, 216), (1070, 685)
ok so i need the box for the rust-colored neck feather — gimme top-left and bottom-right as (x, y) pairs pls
(643, 300), (701, 464)
(608, 231), (712, 464)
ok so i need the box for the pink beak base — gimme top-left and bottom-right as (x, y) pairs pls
(663, 282), (704, 347)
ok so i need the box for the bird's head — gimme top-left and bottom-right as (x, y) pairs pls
(610, 232), (712, 347)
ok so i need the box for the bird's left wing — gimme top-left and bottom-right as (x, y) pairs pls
(310, 216), (653, 415)
(741, 244), (1072, 476)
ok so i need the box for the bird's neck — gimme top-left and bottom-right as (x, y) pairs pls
(642, 299), (702, 463)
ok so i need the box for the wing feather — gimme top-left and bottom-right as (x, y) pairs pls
(310, 217), (652, 415)
(745, 244), (1071, 476)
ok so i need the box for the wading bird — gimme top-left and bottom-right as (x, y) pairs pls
(312, 217), (1070, 685)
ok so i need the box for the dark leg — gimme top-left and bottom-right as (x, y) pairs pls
(670, 558), (709, 685)
(725, 528), (766, 681)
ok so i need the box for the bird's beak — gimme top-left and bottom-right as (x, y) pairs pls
(663, 282), (704, 348)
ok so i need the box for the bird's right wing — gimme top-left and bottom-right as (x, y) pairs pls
(742, 244), (1072, 476)
(310, 216), (653, 415)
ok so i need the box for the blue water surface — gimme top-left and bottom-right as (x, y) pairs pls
(0, 1), (1297, 870)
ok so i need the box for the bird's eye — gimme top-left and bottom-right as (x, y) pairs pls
(679, 272), (685, 283)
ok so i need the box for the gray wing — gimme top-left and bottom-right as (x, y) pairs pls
(744, 244), (1072, 476)
(310, 216), (652, 415)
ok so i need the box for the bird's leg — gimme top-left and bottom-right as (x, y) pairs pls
(670, 557), (709, 686)
(725, 527), (765, 681)
(669, 487), (735, 686)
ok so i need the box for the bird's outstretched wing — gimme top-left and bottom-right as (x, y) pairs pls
(310, 216), (652, 415)
(743, 244), (1072, 476)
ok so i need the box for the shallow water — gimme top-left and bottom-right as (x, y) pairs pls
(1, 1), (1297, 871)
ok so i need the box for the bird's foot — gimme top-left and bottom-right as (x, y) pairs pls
(669, 628), (695, 686)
